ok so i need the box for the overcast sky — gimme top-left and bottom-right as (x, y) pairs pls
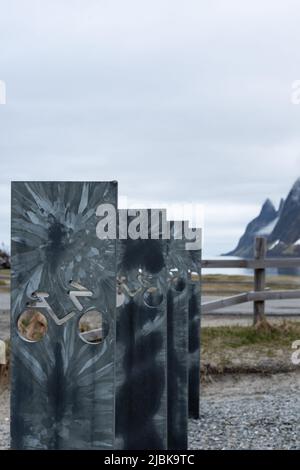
(0, 0), (300, 255)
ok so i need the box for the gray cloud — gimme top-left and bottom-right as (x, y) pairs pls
(0, 0), (300, 254)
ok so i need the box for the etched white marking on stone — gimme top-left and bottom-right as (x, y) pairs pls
(69, 282), (93, 311)
(29, 283), (93, 325)
(31, 292), (76, 325)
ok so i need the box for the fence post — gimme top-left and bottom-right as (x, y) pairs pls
(0, 340), (5, 366)
(0, 339), (6, 388)
(253, 236), (267, 325)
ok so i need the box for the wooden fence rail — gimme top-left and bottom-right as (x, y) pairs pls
(201, 258), (300, 269)
(201, 236), (300, 324)
(202, 290), (300, 314)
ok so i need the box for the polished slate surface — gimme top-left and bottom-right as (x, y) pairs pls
(115, 209), (168, 450)
(166, 221), (189, 450)
(11, 181), (117, 449)
(187, 234), (201, 420)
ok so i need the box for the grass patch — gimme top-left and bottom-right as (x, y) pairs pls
(0, 339), (10, 389)
(200, 321), (300, 377)
(201, 321), (300, 349)
(0, 269), (10, 276)
(0, 270), (10, 292)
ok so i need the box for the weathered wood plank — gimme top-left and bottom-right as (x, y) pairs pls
(201, 259), (250, 268)
(254, 237), (266, 324)
(249, 290), (300, 301)
(202, 293), (249, 313)
(201, 259), (300, 269)
(202, 290), (300, 313)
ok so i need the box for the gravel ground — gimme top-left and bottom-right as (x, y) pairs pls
(189, 371), (300, 450)
(0, 388), (9, 450)
(1, 372), (300, 450)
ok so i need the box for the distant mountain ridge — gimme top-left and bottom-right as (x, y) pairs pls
(224, 178), (300, 258)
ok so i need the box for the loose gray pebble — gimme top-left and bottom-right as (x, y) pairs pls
(189, 389), (300, 449)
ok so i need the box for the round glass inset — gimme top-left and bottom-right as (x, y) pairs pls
(171, 276), (187, 292)
(78, 310), (108, 344)
(143, 287), (164, 308)
(17, 310), (48, 342)
(116, 291), (126, 308)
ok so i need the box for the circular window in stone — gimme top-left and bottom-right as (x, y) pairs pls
(116, 291), (126, 308)
(17, 309), (48, 342)
(143, 286), (164, 308)
(78, 310), (108, 344)
(171, 276), (187, 292)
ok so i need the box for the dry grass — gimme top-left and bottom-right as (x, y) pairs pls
(0, 340), (10, 389)
(202, 274), (300, 295)
(0, 269), (10, 276)
(200, 321), (300, 379)
(201, 321), (300, 349)
(0, 270), (10, 293)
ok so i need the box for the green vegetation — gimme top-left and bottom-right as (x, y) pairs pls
(201, 322), (300, 349)
(200, 321), (300, 376)
(0, 269), (10, 292)
(0, 269), (10, 276)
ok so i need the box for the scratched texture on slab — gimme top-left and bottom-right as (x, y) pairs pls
(186, 226), (201, 420)
(166, 221), (189, 450)
(115, 209), (168, 450)
(11, 181), (117, 450)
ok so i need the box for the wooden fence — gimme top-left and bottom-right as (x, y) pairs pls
(201, 237), (300, 324)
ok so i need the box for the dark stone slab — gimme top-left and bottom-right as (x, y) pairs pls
(11, 181), (117, 449)
(186, 226), (201, 419)
(115, 209), (168, 450)
(166, 221), (189, 449)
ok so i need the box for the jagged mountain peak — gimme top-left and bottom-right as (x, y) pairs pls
(269, 178), (300, 245)
(260, 198), (276, 216)
(223, 197), (278, 257)
(224, 177), (300, 257)
(289, 177), (300, 202)
(263, 197), (274, 208)
(292, 176), (300, 188)
(278, 198), (285, 214)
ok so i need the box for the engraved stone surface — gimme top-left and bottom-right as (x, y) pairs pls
(115, 209), (168, 450)
(187, 226), (201, 420)
(11, 181), (117, 449)
(166, 221), (189, 450)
